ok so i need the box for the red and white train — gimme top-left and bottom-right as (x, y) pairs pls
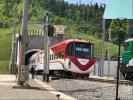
(29, 39), (96, 78)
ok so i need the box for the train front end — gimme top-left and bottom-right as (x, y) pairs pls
(120, 38), (133, 80)
(64, 41), (96, 77)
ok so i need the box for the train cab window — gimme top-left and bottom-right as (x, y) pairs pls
(52, 55), (53, 60)
(67, 43), (74, 56)
(50, 55), (51, 60)
(75, 43), (91, 58)
(128, 42), (133, 51)
(124, 42), (128, 51)
(51, 54), (54, 60)
(67, 42), (91, 58)
(54, 54), (56, 59)
(53, 54), (55, 59)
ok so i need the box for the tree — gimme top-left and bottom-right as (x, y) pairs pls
(109, 19), (128, 44)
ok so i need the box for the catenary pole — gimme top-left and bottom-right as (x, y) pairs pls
(101, 4), (106, 77)
(101, 18), (105, 77)
(43, 13), (49, 82)
(18, 0), (29, 85)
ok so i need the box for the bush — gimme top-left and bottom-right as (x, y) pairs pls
(0, 16), (11, 28)
(0, 20), (3, 28)
(3, 20), (10, 28)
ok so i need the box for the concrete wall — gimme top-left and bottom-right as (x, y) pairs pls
(26, 33), (64, 51)
(26, 35), (44, 50)
(91, 60), (118, 78)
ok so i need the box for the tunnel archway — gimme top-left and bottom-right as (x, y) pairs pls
(25, 49), (42, 65)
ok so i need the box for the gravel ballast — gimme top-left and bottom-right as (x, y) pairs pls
(48, 79), (133, 100)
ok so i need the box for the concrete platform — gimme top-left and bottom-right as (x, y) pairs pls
(0, 75), (76, 100)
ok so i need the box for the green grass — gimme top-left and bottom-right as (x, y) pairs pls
(0, 61), (9, 74)
(0, 28), (12, 74)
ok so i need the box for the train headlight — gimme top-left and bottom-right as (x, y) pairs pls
(68, 60), (71, 68)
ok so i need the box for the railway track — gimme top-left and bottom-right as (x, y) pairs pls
(86, 77), (133, 85)
(48, 76), (133, 100)
(58, 76), (133, 86)
(34, 75), (133, 99)
(35, 74), (133, 85)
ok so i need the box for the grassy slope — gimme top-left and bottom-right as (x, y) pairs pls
(0, 2), (22, 74)
(0, 28), (12, 74)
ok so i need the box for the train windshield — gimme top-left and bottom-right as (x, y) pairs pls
(123, 42), (128, 51)
(67, 42), (91, 58)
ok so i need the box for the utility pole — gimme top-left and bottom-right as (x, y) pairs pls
(101, 18), (105, 77)
(43, 13), (49, 82)
(108, 28), (111, 77)
(18, 0), (29, 86)
(101, 4), (106, 77)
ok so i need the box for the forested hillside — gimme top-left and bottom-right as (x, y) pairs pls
(0, 0), (106, 38)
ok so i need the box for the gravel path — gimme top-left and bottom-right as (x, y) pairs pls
(48, 79), (133, 100)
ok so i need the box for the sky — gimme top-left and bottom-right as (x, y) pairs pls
(64, 0), (107, 5)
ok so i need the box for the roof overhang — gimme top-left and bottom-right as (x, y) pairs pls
(125, 38), (133, 42)
(103, 0), (133, 19)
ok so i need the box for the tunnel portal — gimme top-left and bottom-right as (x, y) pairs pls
(25, 49), (42, 65)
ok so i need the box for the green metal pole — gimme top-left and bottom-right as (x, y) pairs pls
(115, 31), (121, 100)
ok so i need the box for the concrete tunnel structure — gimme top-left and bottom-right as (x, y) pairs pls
(25, 49), (42, 65)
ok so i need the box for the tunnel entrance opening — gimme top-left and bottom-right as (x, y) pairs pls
(25, 49), (42, 65)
